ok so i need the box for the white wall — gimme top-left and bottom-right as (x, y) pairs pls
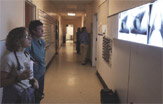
(0, 0), (25, 40)
(109, 0), (155, 16)
(96, 1), (112, 89)
(128, 43), (162, 103)
(106, 13), (162, 103)
(97, 35), (112, 88)
(112, 39), (131, 103)
(112, 39), (162, 103)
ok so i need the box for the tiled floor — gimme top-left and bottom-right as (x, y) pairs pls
(41, 41), (103, 104)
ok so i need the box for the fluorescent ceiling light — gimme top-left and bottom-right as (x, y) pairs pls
(68, 13), (75, 16)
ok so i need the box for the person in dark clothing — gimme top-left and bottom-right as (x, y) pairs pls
(76, 27), (81, 54)
(80, 27), (89, 65)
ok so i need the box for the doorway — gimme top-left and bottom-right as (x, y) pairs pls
(66, 24), (74, 41)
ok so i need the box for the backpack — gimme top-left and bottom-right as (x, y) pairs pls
(100, 89), (118, 104)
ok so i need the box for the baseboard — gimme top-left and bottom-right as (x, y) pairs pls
(96, 71), (108, 89)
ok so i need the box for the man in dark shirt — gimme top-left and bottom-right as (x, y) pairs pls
(79, 27), (89, 65)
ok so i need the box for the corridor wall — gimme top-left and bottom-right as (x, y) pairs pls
(0, 0), (25, 40)
(38, 10), (57, 65)
(109, 0), (154, 16)
(93, 0), (162, 103)
(30, 0), (63, 50)
(112, 39), (162, 103)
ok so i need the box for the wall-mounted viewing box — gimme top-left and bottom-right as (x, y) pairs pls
(118, 0), (163, 48)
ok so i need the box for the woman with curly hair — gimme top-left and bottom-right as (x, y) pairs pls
(0, 27), (39, 103)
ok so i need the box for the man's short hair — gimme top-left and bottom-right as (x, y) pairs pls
(82, 27), (86, 32)
(29, 20), (43, 35)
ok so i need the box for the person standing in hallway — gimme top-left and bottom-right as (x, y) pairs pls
(80, 27), (89, 65)
(0, 27), (39, 103)
(76, 27), (81, 54)
(26, 20), (46, 103)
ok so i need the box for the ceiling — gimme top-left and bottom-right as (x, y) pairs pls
(37, 0), (94, 18)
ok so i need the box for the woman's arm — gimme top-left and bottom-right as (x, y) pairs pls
(0, 71), (17, 87)
(0, 70), (31, 87)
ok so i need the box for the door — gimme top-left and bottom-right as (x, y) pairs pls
(25, 0), (36, 28)
(55, 20), (59, 54)
(92, 14), (98, 66)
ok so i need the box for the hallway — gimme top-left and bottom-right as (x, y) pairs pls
(41, 41), (103, 104)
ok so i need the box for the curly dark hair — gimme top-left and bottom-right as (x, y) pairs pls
(6, 27), (26, 52)
(29, 20), (43, 36)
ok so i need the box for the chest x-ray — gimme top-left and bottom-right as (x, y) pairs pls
(118, 0), (163, 47)
(118, 3), (150, 44)
(148, 0), (163, 47)
(130, 6), (149, 35)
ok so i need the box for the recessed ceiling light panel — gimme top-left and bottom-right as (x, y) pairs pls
(68, 13), (76, 16)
